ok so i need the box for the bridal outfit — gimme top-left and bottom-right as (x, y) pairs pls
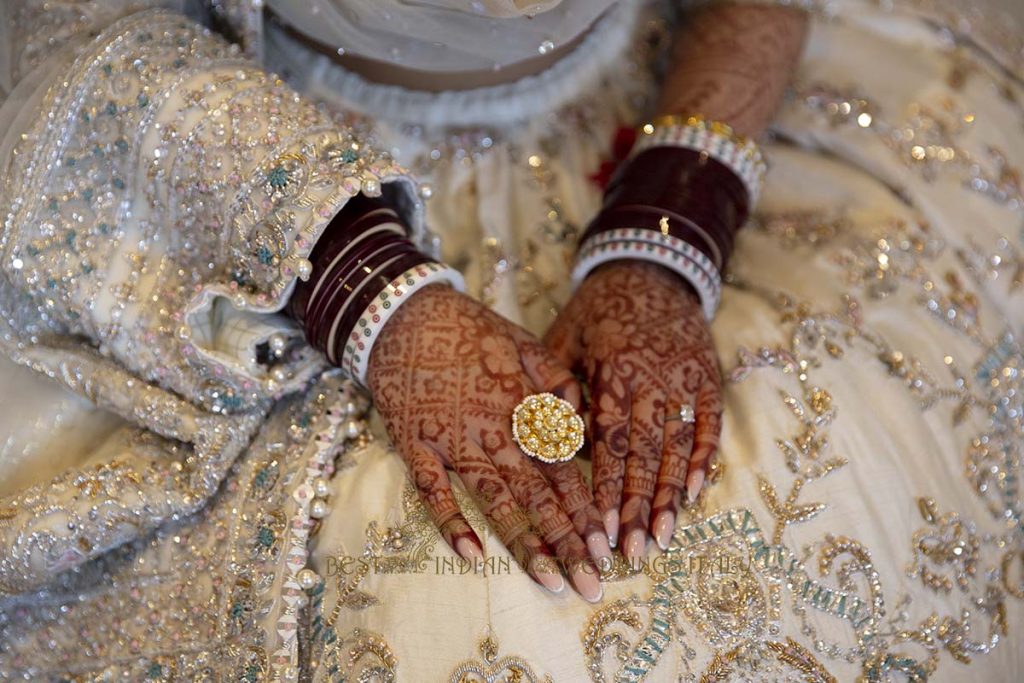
(0, 0), (1022, 680)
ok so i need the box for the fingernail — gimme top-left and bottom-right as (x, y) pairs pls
(532, 557), (565, 594)
(686, 470), (705, 504)
(586, 531), (613, 573)
(571, 563), (604, 603)
(624, 529), (647, 562)
(604, 510), (619, 548)
(653, 511), (675, 551)
(455, 536), (483, 562)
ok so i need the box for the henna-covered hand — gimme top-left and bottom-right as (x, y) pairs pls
(367, 285), (612, 601)
(545, 261), (722, 562)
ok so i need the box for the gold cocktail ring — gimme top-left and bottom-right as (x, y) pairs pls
(511, 392), (585, 464)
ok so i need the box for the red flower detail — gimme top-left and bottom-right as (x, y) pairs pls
(587, 126), (638, 190)
(613, 127), (638, 158)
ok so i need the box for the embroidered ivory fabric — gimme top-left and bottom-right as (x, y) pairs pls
(0, 0), (1022, 681)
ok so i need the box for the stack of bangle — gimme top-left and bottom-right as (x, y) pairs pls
(572, 114), (765, 319)
(289, 197), (464, 385)
(634, 115), (765, 205)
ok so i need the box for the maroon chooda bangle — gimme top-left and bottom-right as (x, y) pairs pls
(581, 146), (750, 272)
(287, 195), (433, 364)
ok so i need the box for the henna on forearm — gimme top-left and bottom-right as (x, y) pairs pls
(658, 3), (809, 138)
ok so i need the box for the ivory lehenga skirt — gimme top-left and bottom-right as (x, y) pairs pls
(1, 0), (1023, 680)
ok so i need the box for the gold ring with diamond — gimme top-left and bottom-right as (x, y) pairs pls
(511, 392), (585, 464)
(666, 403), (696, 424)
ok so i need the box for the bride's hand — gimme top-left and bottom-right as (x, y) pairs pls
(367, 285), (611, 601)
(545, 261), (722, 561)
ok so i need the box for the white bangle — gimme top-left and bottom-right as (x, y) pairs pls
(579, 229), (722, 291)
(342, 262), (465, 384)
(572, 237), (720, 319)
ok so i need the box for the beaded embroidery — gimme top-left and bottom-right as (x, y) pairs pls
(1, 9), (421, 418)
(0, 373), (372, 681)
(0, 4), (421, 602)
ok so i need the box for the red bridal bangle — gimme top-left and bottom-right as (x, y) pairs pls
(585, 146), (750, 270)
(287, 195), (464, 382)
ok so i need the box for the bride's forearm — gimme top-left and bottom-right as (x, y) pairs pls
(572, 6), (808, 323)
(657, 3), (809, 138)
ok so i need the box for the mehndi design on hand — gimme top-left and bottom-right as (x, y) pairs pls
(367, 285), (612, 601)
(546, 261), (722, 562)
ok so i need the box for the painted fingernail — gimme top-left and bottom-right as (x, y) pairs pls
(624, 529), (647, 563)
(532, 557), (565, 594)
(686, 470), (706, 504)
(455, 536), (484, 562)
(586, 530), (613, 572)
(604, 509), (619, 548)
(653, 511), (675, 551)
(571, 563), (604, 603)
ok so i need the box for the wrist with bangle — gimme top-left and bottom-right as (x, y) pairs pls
(288, 195), (464, 386)
(573, 114), (765, 319)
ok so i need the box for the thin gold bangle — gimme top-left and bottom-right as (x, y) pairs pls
(642, 114), (753, 147)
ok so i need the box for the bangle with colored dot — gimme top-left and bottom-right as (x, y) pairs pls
(325, 248), (430, 364)
(342, 262), (466, 384)
(572, 235), (720, 319)
(586, 146), (750, 273)
(290, 196), (464, 385)
(580, 228), (721, 291)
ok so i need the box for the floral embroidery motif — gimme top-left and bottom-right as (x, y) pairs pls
(909, 498), (981, 594)
(795, 82), (1023, 212)
(1, 9), (419, 419)
(449, 635), (554, 683)
(0, 373), (370, 680)
(579, 201), (1022, 680)
(583, 509), (854, 682)
(306, 482), (485, 682)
